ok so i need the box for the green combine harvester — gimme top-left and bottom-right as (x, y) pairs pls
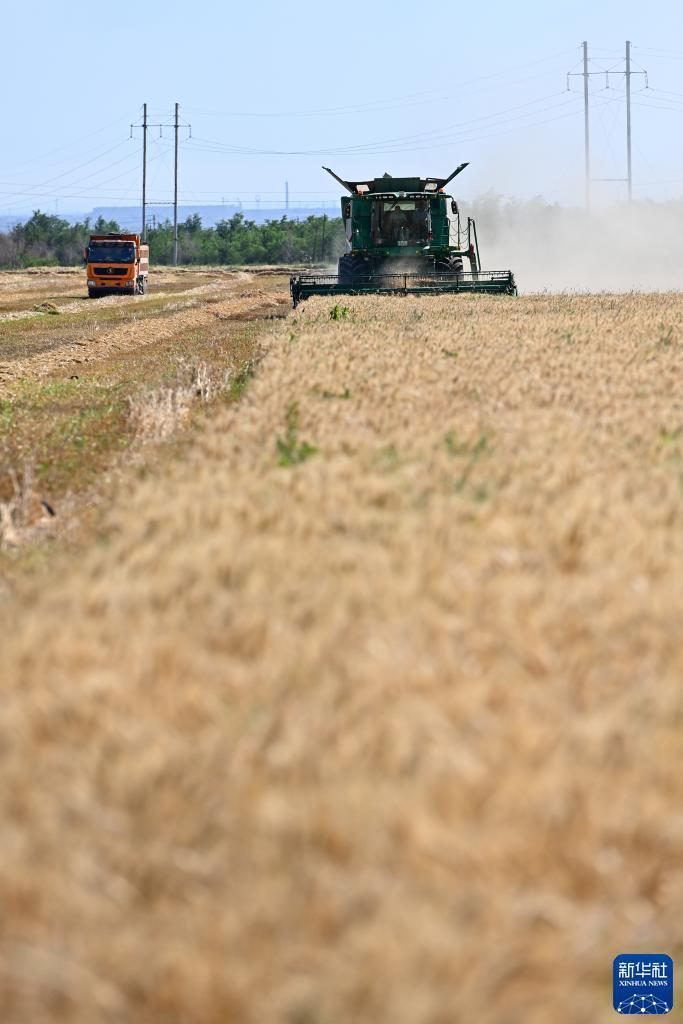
(290, 164), (517, 307)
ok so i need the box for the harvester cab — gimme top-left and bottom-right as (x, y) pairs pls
(290, 164), (517, 306)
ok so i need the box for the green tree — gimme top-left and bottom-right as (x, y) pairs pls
(0, 210), (345, 268)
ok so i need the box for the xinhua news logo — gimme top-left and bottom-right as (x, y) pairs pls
(613, 954), (673, 1014)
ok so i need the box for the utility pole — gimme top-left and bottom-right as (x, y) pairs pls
(567, 44), (646, 207)
(285, 180), (289, 212)
(625, 40), (633, 202)
(132, 107), (186, 237)
(142, 102), (147, 239)
(583, 40), (590, 211)
(173, 102), (179, 266)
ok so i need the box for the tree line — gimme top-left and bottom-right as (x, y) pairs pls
(0, 210), (344, 268)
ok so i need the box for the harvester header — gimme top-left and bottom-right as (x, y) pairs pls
(290, 164), (517, 306)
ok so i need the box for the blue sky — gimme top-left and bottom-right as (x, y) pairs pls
(2, 0), (683, 215)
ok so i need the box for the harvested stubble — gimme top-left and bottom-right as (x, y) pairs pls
(1, 291), (683, 1023)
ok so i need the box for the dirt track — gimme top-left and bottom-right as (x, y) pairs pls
(0, 266), (235, 315)
(0, 268), (290, 527)
(0, 268), (281, 384)
(1, 290), (683, 1022)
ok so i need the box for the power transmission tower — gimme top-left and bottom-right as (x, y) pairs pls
(626, 40), (633, 201)
(567, 42), (593, 209)
(131, 104), (191, 252)
(567, 43), (647, 207)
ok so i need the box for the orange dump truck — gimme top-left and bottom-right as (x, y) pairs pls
(85, 233), (149, 298)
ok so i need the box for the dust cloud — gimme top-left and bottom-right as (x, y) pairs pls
(326, 194), (683, 292)
(468, 194), (683, 292)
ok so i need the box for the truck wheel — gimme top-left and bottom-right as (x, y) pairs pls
(88, 288), (99, 298)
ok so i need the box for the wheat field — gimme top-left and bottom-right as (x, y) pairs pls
(1, 291), (682, 1022)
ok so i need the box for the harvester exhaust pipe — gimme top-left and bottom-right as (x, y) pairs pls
(429, 162), (470, 190)
(322, 166), (356, 194)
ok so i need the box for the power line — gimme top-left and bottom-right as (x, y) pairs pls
(0, 116), (132, 175)
(633, 45), (683, 59)
(0, 151), (138, 212)
(10, 139), (132, 194)
(181, 92), (581, 158)
(0, 141), (173, 213)
(632, 96), (683, 113)
(190, 49), (576, 120)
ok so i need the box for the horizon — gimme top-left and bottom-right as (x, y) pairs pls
(5, 188), (683, 231)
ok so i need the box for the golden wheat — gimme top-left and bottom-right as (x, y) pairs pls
(1, 291), (682, 1023)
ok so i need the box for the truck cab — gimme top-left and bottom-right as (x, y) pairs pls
(85, 233), (149, 298)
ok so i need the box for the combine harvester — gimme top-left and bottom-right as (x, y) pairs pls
(290, 164), (516, 307)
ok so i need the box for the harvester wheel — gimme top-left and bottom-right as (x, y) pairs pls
(338, 253), (367, 284)
(436, 255), (464, 276)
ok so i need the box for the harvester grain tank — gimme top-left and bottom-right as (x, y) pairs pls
(290, 164), (517, 306)
(85, 233), (149, 298)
